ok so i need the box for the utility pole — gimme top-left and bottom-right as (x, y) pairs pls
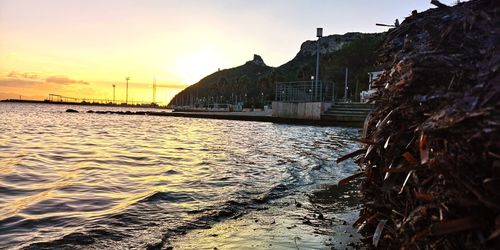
(344, 67), (349, 102)
(315, 28), (323, 101)
(125, 77), (130, 104)
(112, 84), (116, 104)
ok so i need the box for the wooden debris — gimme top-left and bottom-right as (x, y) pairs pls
(336, 149), (366, 163)
(419, 132), (429, 165)
(402, 152), (418, 165)
(339, 0), (500, 248)
(430, 0), (449, 8)
(429, 217), (482, 236)
(372, 219), (387, 247)
(338, 172), (365, 186)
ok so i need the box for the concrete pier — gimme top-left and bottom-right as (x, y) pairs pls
(77, 109), (363, 127)
(271, 101), (372, 127)
(321, 102), (373, 123)
(271, 102), (332, 120)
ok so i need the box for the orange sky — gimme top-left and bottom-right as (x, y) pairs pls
(0, 0), (457, 105)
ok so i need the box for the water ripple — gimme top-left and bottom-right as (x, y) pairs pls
(0, 103), (360, 249)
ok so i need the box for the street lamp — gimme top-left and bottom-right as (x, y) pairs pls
(315, 28), (323, 101)
(112, 84), (116, 104)
(310, 75), (314, 101)
(125, 77), (130, 104)
(344, 67), (349, 102)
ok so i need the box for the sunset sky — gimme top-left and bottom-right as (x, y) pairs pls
(0, 0), (458, 105)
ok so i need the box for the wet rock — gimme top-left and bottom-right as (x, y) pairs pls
(318, 213), (324, 220)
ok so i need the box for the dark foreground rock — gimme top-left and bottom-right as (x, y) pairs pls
(340, 0), (499, 249)
(65, 109), (79, 113)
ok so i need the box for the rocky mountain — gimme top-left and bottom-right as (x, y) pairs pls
(298, 32), (381, 56)
(249, 54), (266, 66)
(169, 54), (274, 107)
(168, 32), (384, 108)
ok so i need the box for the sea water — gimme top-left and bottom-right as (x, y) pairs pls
(0, 102), (360, 249)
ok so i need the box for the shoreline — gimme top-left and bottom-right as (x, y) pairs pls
(2, 100), (365, 127)
(84, 109), (364, 128)
(170, 181), (363, 250)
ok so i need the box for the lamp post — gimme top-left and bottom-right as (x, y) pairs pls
(344, 67), (348, 102)
(125, 77), (130, 104)
(310, 75), (314, 101)
(315, 28), (323, 101)
(112, 84), (116, 104)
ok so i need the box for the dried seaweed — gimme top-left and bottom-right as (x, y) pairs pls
(341, 0), (500, 248)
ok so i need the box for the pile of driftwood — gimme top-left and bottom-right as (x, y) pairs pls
(338, 0), (500, 248)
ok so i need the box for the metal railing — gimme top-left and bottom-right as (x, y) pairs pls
(275, 81), (338, 102)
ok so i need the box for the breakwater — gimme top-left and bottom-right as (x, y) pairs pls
(68, 109), (365, 127)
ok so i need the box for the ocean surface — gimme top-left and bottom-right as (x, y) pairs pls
(0, 102), (360, 249)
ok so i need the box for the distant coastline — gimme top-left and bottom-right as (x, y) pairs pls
(0, 99), (168, 109)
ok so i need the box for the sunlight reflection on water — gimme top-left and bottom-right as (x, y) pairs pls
(0, 103), (360, 248)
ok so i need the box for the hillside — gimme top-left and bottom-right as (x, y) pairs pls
(168, 32), (384, 108)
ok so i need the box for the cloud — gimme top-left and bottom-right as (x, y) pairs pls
(0, 78), (44, 87)
(2, 71), (89, 86)
(45, 76), (89, 85)
(0, 91), (45, 101)
(7, 71), (41, 80)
